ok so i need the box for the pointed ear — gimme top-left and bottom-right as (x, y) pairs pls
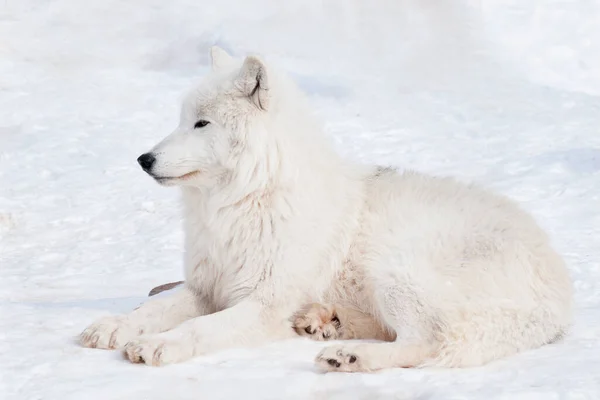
(234, 56), (270, 111)
(210, 46), (234, 71)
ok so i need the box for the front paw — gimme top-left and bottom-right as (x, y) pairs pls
(124, 335), (191, 366)
(292, 303), (341, 341)
(80, 316), (140, 349)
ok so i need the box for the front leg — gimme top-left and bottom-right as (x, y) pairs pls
(80, 285), (210, 349)
(123, 299), (295, 366)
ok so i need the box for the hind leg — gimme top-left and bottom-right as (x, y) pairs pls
(314, 292), (439, 372)
(316, 271), (440, 372)
(316, 341), (436, 372)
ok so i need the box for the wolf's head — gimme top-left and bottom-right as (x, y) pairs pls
(137, 47), (296, 190)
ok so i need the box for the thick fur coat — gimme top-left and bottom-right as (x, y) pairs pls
(80, 47), (573, 372)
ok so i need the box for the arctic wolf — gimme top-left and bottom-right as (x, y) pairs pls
(80, 47), (573, 372)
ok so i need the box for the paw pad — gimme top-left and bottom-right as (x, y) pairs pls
(327, 359), (341, 368)
(316, 345), (362, 372)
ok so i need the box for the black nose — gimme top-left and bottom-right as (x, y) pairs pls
(137, 153), (155, 171)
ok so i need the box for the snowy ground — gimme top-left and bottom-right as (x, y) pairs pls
(1, 0), (600, 399)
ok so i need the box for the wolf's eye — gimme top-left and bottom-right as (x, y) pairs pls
(194, 120), (210, 129)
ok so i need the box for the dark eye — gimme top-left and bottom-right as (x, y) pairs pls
(194, 120), (210, 129)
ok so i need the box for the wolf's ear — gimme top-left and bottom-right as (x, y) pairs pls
(235, 56), (270, 111)
(210, 46), (234, 71)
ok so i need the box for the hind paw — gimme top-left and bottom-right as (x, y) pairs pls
(315, 345), (362, 372)
(292, 303), (341, 341)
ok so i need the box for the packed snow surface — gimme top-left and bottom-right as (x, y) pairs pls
(1, 0), (599, 399)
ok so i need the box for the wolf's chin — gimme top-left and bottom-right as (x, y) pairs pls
(152, 171), (200, 186)
(154, 177), (179, 187)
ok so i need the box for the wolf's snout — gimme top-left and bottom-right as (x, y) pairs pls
(137, 153), (155, 172)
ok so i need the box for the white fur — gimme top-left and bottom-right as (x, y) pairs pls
(80, 47), (573, 371)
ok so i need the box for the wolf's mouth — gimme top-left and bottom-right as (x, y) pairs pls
(153, 170), (200, 185)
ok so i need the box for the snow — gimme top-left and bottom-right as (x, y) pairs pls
(1, 0), (600, 398)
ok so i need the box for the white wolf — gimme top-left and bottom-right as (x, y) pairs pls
(80, 47), (573, 372)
